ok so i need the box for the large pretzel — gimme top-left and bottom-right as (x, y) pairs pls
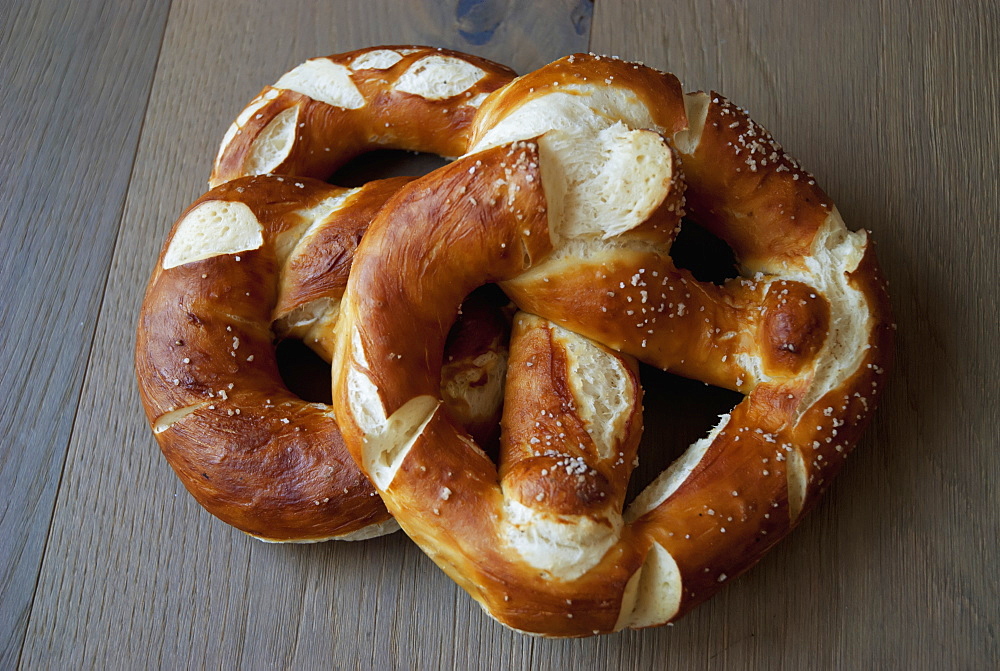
(137, 46), (516, 542)
(330, 54), (893, 635)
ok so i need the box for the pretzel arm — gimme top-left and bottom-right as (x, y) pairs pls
(505, 252), (831, 391)
(212, 47), (515, 186)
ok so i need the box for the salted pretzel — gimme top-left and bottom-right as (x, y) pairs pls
(137, 46), (517, 542)
(330, 54), (892, 635)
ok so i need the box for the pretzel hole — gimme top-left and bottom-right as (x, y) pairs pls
(627, 214), (742, 498)
(669, 218), (739, 286)
(329, 150), (449, 188)
(276, 285), (510, 457)
(626, 363), (742, 504)
(276, 339), (331, 404)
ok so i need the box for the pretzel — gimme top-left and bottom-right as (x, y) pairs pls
(138, 46), (518, 542)
(330, 54), (893, 635)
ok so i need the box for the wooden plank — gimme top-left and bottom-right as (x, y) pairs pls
(587, 0), (999, 667)
(20, 1), (589, 669)
(0, 2), (169, 668)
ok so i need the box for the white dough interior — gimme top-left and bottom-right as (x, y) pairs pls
(163, 200), (263, 269)
(274, 58), (365, 109)
(215, 89), (280, 166)
(243, 106), (299, 177)
(501, 499), (622, 582)
(362, 395), (440, 492)
(350, 49), (402, 70)
(556, 323), (633, 461)
(394, 55), (485, 100)
(539, 124), (673, 244)
(615, 542), (683, 630)
(626, 414), (731, 523)
(470, 85), (662, 155)
(153, 402), (209, 434)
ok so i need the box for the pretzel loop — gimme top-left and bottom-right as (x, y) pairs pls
(138, 47), (517, 541)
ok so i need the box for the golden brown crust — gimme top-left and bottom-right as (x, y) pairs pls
(679, 93), (833, 269)
(505, 253), (823, 392)
(499, 314), (643, 516)
(759, 280), (831, 376)
(330, 54), (893, 635)
(274, 176), (413, 320)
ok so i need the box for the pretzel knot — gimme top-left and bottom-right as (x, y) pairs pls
(136, 47), (516, 541)
(331, 54), (893, 636)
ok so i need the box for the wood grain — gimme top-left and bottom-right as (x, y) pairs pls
(9, 0), (999, 668)
(0, 2), (169, 667)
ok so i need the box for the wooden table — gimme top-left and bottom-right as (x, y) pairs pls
(3, 1), (997, 668)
